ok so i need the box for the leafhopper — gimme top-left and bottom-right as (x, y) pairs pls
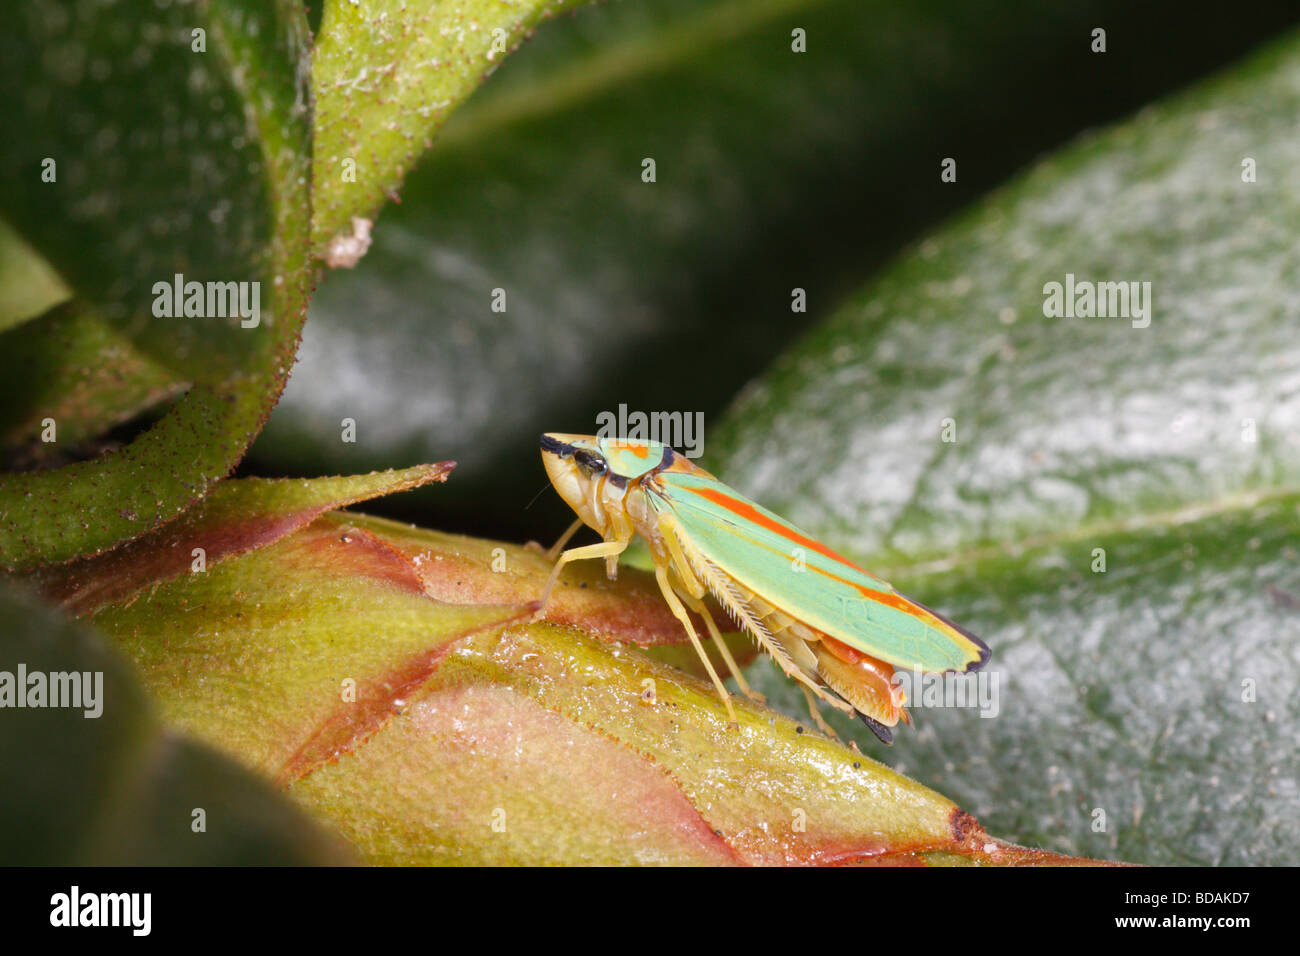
(535, 434), (990, 742)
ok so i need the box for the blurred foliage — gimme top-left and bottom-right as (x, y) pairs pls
(0, 582), (349, 865)
(251, 0), (1300, 542)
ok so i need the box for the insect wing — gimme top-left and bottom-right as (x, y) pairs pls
(649, 470), (988, 673)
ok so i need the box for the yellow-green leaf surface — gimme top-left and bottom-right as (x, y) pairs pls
(0, 302), (182, 461)
(40, 474), (1106, 865)
(312, 0), (592, 253)
(0, 219), (69, 332)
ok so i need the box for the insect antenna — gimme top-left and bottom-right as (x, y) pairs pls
(523, 481), (554, 511)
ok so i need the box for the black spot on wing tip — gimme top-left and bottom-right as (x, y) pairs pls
(858, 713), (894, 745)
(970, 637), (993, 672)
(914, 597), (991, 672)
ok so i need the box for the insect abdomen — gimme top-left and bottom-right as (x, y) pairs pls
(726, 574), (906, 728)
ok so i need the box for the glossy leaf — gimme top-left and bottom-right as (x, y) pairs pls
(705, 30), (1300, 864)
(0, 0), (301, 381)
(867, 493), (1300, 866)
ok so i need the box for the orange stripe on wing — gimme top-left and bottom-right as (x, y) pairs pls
(688, 486), (883, 581)
(687, 485), (981, 661)
(613, 441), (651, 459)
(803, 556), (984, 657)
(803, 559), (987, 668)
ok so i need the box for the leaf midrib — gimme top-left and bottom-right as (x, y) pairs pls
(877, 484), (1298, 580)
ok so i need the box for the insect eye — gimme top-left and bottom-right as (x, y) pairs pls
(575, 450), (607, 474)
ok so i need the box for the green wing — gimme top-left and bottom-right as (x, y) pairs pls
(649, 470), (988, 673)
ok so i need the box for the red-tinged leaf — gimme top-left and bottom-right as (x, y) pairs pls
(41, 483), (1114, 865)
(301, 514), (762, 680)
(333, 513), (747, 650)
(36, 464), (455, 615)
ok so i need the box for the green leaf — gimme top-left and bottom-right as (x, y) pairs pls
(0, 0), (304, 382)
(0, 581), (349, 865)
(0, 302), (182, 459)
(706, 29), (1300, 864)
(0, 218), (70, 332)
(311, 0), (593, 253)
(44, 476), (1101, 865)
(877, 493), (1300, 866)
(0, 0), (314, 570)
(254, 0), (1300, 540)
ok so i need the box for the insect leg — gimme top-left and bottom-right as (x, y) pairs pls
(653, 563), (738, 724)
(544, 517), (585, 562)
(657, 516), (763, 699)
(672, 584), (765, 703)
(534, 537), (630, 618)
(798, 685), (841, 740)
(656, 516), (707, 597)
(658, 513), (853, 718)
